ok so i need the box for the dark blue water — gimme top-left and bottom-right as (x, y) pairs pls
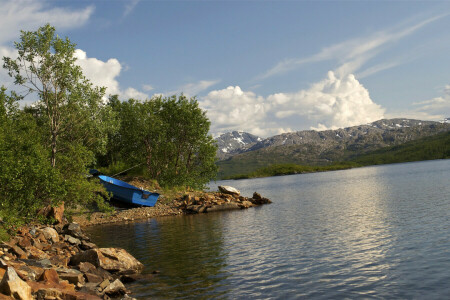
(86, 160), (450, 299)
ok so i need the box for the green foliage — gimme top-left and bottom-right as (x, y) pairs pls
(1, 24), (115, 228)
(3, 23), (116, 170)
(0, 87), (66, 228)
(224, 131), (450, 180)
(104, 95), (218, 189)
(350, 131), (450, 165)
(226, 162), (359, 179)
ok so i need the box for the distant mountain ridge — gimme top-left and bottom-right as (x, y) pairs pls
(215, 118), (450, 178)
(215, 131), (262, 160)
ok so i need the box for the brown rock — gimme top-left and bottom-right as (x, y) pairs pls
(56, 268), (85, 285)
(84, 273), (103, 284)
(49, 255), (70, 268)
(80, 241), (97, 251)
(0, 294), (13, 299)
(37, 269), (59, 284)
(206, 203), (241, 212)
(10, 245), (27, 259)
(40, 228), (59, 244)
(64, 235), (81, 246)
(17, 237), (32, 249)
(98, 279), (110, 291)
(51, 202), (65, 224)
(70, 249), (143, 273)
(25, 246), (49, 260)
(0, 267), (32, 300)
(240, 201), (254, 208)
(103, 279), (127, 296)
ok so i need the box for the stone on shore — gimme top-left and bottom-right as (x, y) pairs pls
(218, 186), (240, 196)
(0, 267), (32, 300)
(70, 248), (144, 272)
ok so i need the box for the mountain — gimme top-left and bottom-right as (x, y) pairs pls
(215, 131), (262, 160)
(216, 118), (450, 178)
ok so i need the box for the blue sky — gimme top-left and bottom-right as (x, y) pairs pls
(1, 0), (449, 137)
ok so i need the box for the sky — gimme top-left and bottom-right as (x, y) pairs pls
(1, 0), (450, 137)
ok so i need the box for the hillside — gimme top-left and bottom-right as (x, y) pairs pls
(222, 130), (450, 180)
(216, 118), (450, 179)
(215, 131), (262, 160)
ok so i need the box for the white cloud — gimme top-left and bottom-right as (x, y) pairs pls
(257, 13), (447, 80)
(202, 72), (386, 137)
(123, 0), (140, 18)
(270, 71), (385, 131)
(390, 84), (450, 120)
(168, 80), (220, 97)
(142, 84), (154, 91)
(122, 87), (148, 100)
(200, 86), (280, 137)
(0, 0), (94, 44)
(74, 49), (148, 100)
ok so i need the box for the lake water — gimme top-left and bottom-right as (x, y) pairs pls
(85, 160), (450, 299)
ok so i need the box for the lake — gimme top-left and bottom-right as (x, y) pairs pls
(85, 159), (450, 299)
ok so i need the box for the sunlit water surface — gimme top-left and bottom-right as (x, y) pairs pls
(85, 160), (450, 299)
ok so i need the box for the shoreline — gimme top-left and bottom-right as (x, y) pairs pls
(0, 186), (271, 299)
(72, 188), (272, 227)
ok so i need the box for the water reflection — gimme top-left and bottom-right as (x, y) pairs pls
(86, 160), (450, 299)
(86, 214), (229, 298)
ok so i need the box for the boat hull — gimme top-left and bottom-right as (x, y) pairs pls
(98, 175), (159, 207)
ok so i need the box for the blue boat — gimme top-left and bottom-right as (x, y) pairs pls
(98, 175), (160, 207)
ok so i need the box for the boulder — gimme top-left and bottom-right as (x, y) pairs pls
(103, 279), (127, 296)
(37, 269), (59, 284)
(56, 268), (85, 285)
(40, 227), (59, 244)
(70, 248), (143, 273)
(206, 203), (241, 212)
(64, 235), (81, 246)
(0, 267), (32, 300)
(251, 192), (272, 205)
(218, 186), (240, 196)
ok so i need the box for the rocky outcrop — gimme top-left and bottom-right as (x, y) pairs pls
(0, 223), (142, 299)
(173, 187), (272, 214)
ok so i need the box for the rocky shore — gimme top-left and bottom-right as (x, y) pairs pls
(73, 186), (272, 226)
(0, 186), (271, 299)
(0, 222), (144, 299)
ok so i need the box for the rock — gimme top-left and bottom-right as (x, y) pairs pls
(49, 255), (70, 268)
(10, 245), (27, 259)
(70, 248), (143, 273)
(20, 259), (52, 269)
(56, 268), (85, 285)
(51, 202), (65, 224)
(40, 228), (59, 244)
(206, 203), (241, 212)
(0, 267), (32, 300)
(251, 192), (272, 204)
(0, 258), (7, 268)
(80, 241), (97, 250)
(17, 237), (32, 249)
(37, 269), (59, 284)
(64, 235), (81, 246)
(98, 279), (110, 291)
(218, 186), (240, 196)
(25, 246), (49, 260)
(103, 279), (126, 296)
(63, 223), (88, 241)
(85, 272), (103, 284)
(240, 200), (254, 208)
